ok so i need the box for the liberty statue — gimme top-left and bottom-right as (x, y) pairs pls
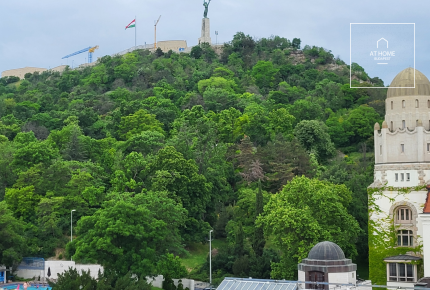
(203, 0), (211, 18)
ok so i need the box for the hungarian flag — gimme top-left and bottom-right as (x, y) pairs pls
(125, 19), (135, 30)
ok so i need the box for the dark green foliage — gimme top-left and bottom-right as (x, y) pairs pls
(252, 181), (265, 257)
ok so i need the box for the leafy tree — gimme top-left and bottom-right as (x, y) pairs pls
(0, 201), (26, 268)
(251, 61), (279, 92)
(291, 38), (301, 49)
(258, 176), (361, 279)
(5, 186), (40, 222)
(147, 146), (212, 242)
(346, 105), (381, 144)
(74, 191), (186, 277)
(118, 109), (165, 140)
(294, 120), (336, 162)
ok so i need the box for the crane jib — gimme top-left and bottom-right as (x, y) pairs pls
(61, 47), (92, 59)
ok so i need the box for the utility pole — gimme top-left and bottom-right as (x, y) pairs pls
(154, 15), (161, 49)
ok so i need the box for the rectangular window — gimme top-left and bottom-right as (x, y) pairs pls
(391, 101), (394, 110)
(428, 143), (430, 152)
(402, 120), (406, 129)
(407, 173), (410, 181)
(380, 145), (382, 155)
(401, 144), (405, 153)
(407, 264), (414, 281)
(389, 263), (397, 281)
(389, 263), (415, 282)
(401, 173), (405, 181)
(399, 263), (406, 281)
(395, 173), (399, 182)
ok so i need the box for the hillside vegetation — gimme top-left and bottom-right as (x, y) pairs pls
(0, 33), (384, 284)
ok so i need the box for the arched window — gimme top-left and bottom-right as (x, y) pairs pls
(391, 121), (393, 131)
(402, 120), (406, 129)
(391, 101), (394, 110)
(416, 99), (419, 108)
(428, 100), (430, 108)
(402, 100), (406, 108)
(394, 206), (414, 247)
(396, 207), (413, 224)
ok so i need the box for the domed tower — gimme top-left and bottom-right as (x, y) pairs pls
(298, 241), (357, 289)
(370, 68), (430, 287)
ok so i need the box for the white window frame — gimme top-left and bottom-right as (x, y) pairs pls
(397, 230), (414, 247)
(388, 263), (415, 282)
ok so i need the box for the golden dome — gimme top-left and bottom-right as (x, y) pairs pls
(387, 67), (430, 98)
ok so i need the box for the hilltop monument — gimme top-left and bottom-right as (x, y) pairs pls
(198, 0), (212, 44)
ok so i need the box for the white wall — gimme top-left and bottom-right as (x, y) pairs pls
(327, 271), (356, 287)
(16, 261), (103, 280)
(148, 275), (194, 290)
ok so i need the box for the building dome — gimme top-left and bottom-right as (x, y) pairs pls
(387, 67), (430, 98)
(307, 241), (345, 260)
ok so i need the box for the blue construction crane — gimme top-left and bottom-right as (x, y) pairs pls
(62, 45), (99, 63)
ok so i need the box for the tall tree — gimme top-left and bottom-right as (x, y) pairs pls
(0, 201), (26, 268)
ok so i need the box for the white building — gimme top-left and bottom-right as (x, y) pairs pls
(370, 67), (430, 287)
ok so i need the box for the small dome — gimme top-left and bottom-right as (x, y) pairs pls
(307, 241), (345, 260)
(374, 122), (380, 131)
(387, 68), (430, 98)
(382, 121), (388, 128)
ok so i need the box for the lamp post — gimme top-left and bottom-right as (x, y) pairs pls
(71, 209), (76, 261)
(71, 209), (76, 242)
(209, 230), (213, 287)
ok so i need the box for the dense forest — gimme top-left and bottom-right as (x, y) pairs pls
(0, 33), (386, 285)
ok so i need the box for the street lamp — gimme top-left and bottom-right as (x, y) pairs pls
(71, 209), (76, 261)
(71, 210), (76, 242)
(209, 230), (213, 287)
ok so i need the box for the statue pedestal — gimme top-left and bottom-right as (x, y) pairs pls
(198, 18), (211, 44)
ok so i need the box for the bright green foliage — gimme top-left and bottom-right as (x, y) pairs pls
(156, 253), (187, 278)
(346, 105), (381, 144)
(198, 77), (237, 94)
(0, 201), (26, 268)
(251, 61), (279, 91)
(74, 191), (186, 277)
(5, 186), (40, 222)
(148, 146), (212, 242)
(118, 109), (165, 140)
(294, 120), (336, 162)
(258, 176), (361, 279)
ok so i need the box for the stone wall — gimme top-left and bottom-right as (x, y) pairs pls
(1, 67), (47, 79)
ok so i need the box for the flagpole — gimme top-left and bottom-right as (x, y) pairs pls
(135, 15), (137, 50)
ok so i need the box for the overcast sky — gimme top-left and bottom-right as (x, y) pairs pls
(1, 0), (429, 86)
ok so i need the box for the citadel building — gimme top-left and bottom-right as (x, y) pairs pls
(370, 67), (430, 287)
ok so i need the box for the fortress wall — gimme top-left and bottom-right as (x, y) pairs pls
(1, 67), (47, 79)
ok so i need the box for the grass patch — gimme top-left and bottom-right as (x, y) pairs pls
(152, 286), (163, 290)
(181, 239), (227, 272)
(7, 80), (23, 88)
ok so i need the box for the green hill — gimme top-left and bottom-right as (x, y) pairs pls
(0, 33), (379, 282)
